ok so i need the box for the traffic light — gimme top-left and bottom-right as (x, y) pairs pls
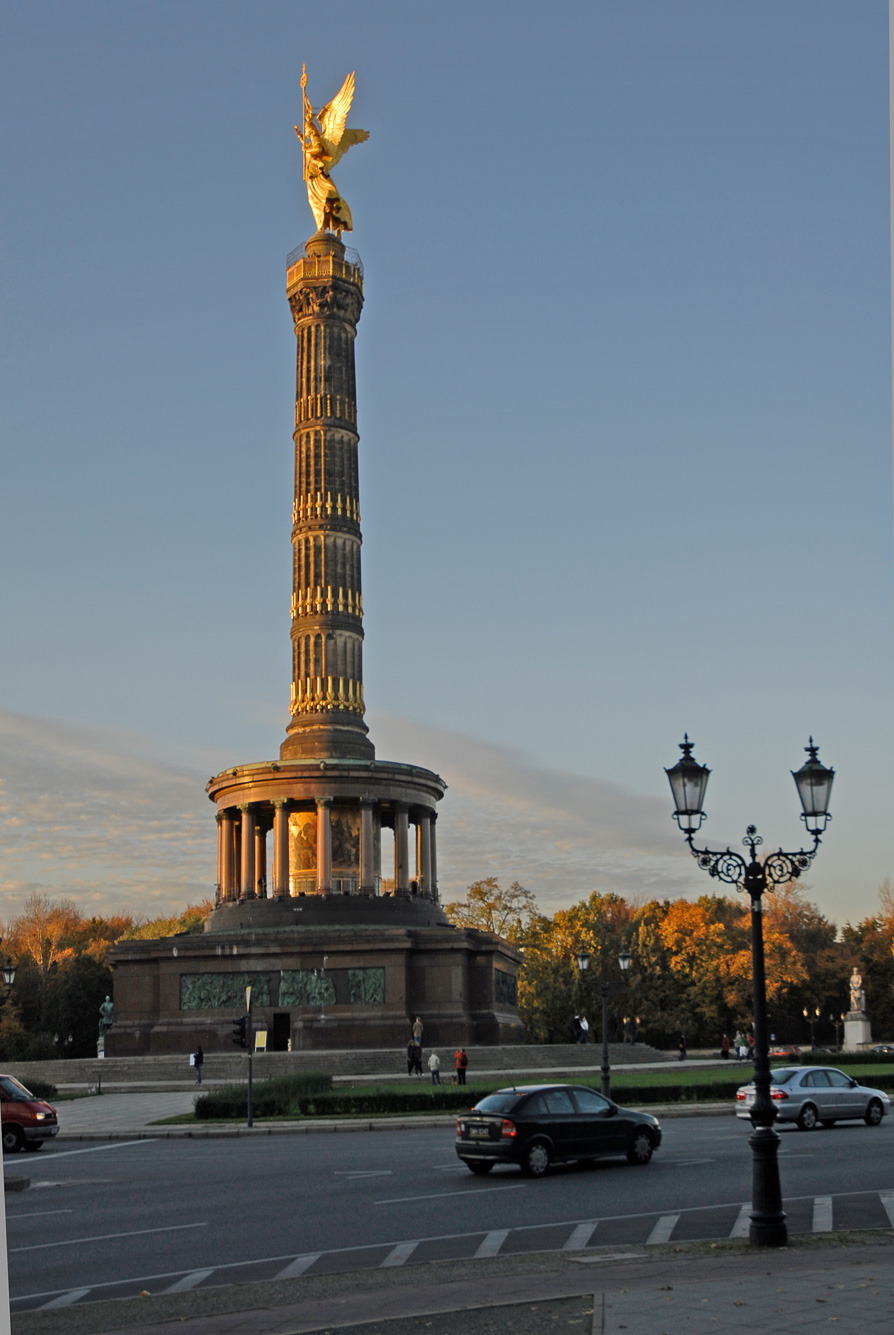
(231, 1016), (247, 1048)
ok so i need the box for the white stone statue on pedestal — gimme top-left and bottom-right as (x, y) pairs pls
(844, 966), (872, 1050)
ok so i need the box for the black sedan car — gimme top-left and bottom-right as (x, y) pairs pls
(455, 1083), (661, 1177)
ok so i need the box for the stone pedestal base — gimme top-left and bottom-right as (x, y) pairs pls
(844, 1012), (872, 1050)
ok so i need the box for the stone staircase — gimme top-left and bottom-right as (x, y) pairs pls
(6, 1042), (669, 1090)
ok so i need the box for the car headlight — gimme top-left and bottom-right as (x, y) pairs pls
(34, 1112), (47, 1121)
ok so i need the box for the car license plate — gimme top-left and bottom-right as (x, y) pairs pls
(745, 1093), (755, 1106)
(470, 1127), (489, 1138)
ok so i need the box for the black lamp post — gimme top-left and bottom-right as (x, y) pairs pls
(803, 1005), (820, 1049)
(0, 950), (15, 1007)
(576, 948), (632, 1099)
(665, 735), (834, 1249)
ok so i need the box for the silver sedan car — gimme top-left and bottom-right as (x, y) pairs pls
(735, 1066), (890, 1131)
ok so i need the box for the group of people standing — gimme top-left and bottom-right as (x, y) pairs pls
(720, 1030), (754, 1060)
(406, 1016), (469, 1085)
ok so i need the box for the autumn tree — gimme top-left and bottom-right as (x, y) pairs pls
(5, 893), (84, 1025)
(123, 901), (214, 941)
(444, 879), (538, 941)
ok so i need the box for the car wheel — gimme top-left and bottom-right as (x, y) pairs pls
(2, 1126), (24, 1154)
(23, 1140), (44, 1152)
(520, 1141), (550, 1177)
(797, 1103), (818, 1131)
(626, 1129), (654, 1166)
(466, 1160), (494, 1175)
(820, 1120), (836, 1129)
(865, 1099), (884, 1127)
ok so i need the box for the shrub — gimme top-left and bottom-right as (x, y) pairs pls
(194, 1072), (333, 1120)
(20, 1078), (57, 1102)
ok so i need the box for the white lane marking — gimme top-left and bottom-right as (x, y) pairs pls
(665, 1158), (715, 1166)
(274, 1254), (321, 1280)
(813, 1195), (833, 1232)
(729, 1204), (751, 1239)
(568, 1252), (646, 1265)
(381, 1241), (418, 1267)
(474, 1229), (508, 1258)
(646, 1214), (680, 1245)
(880, 1192), (894, 1226)
(38, 1140), (156, 1160)
(7, 1210), (73, 1220)
(563, 1222), (597, 1251)
(163, 1269), (214, 1293)
(334, 1170), (392, 1177)
(40, 1289), (91, 1309)
(10, 1222), (207, 1253)
(376, 1184), (524, 1205)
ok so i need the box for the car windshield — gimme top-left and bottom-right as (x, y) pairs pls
(472, 1094), (519, 1115)
(769, 1069), (797, 1085)
(0, 1076), (34, 1102)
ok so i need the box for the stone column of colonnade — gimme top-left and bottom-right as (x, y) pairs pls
(281, 230), (374, 763)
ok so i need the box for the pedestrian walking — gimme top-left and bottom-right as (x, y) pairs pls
(194, 1045), (204, 1084)
(454, 1047), (468, 1085)
(412, 1016), (424, 1046)
(428, 1051), (441, 1085)
(407, 1040), (418, 1076)
(579, 1015), (590, 1044)
(721, 1034), (730, 1060)
(678, 1035), (686, 1062)
(746, 1031), (755, 1061)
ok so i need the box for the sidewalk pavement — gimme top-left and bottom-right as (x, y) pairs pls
(44, 1090), (728, 1140)
(13, 1235), (894, 1335)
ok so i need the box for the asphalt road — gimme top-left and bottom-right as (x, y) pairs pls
(11, 1113), (894, 1314)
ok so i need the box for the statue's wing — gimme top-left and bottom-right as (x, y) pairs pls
(326, 127), (370, 169)
(319, 72), (356, 149)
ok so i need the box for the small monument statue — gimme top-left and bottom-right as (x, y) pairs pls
(295, 66), (369, 234)
(98, 995), (114, 1036)
(844, 966), (872, 1051)
(849, 967), (866, 1014)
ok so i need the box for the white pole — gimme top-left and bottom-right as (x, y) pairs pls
(0, 1147), (11, 1335)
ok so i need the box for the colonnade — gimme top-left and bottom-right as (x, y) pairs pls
(215, 801), (437, 904)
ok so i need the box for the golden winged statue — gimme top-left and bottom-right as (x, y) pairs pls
(296, 67), (369, 235)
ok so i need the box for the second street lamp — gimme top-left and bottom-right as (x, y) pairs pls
(576, 949), (632, 1099)
(665, 735), (834, 1249)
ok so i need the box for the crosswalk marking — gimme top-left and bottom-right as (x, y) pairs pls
(813, 1196), (833, 1232)
(274, 1253), (321, 1280)
(474, 1229), (509, 1258)
(40, 1289), (91, 1309)
(164, 1269), (214, 1293)
(646, 1214), (679, 1245)
(729, 1204), (751, 1239)
(879, 1192), (894, 1227)
(563, 1222), (597, 1250)
(381, 1242), (418, 1267)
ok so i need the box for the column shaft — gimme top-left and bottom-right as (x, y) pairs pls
(418, 813), (432, 897)
(254, 822), (267, 897)
(240, 806), (256, 900)
(394, 806), (409, 894)
(317, 800), (332, 893)
(273, 802), (290, 898)
(360, 802), (375, 894)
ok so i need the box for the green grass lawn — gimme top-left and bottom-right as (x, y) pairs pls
(148, 1061), (894, 1125)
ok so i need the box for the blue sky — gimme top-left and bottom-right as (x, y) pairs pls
(0, 1), (890, 925)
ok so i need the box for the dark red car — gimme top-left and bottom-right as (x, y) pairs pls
(1, 1075), (58, 1152)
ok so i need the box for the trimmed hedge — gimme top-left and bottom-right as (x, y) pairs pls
(194, 1072), (332, 1120)
(21, 1078), (57, 1102)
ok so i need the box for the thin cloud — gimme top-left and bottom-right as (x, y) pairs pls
(0, 709), (700, 921)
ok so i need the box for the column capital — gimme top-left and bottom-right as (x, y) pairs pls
(316, 795), (333, 809)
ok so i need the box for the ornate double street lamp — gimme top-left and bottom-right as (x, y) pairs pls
(803, 1005), (820, 1049)
(665, 735), (834, 1249)
(575, 949), (632, 1099)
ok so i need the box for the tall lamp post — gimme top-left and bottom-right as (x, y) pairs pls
(803, 1005), (820, 1050)
(576, 949), (632, 1099)
(665, 735), (834, 1249)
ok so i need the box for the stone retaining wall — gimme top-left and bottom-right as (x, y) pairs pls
(6, 1041), (667, 1087)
